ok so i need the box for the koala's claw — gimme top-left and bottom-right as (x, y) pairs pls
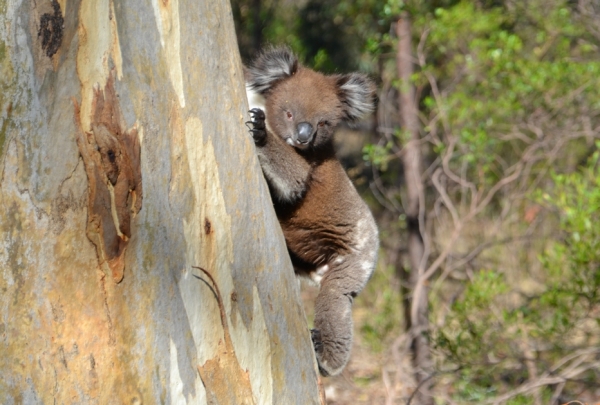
(247, 108), (267, 145)
(311, 328), (330, 376)
(311, 329), (323, 354)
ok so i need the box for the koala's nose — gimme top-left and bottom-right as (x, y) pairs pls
(296, 122), (313, 143)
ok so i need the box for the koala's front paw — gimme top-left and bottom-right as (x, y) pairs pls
(245, 108), (267, 146)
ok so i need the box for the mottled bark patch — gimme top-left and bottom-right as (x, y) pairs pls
(74, 71), (142, 283)
(0, 102), (11, 160)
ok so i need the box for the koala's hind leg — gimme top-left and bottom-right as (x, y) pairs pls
(311, 255), (373, 376)
(312, 288), (354, 376)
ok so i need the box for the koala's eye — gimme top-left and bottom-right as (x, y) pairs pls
(286, 111), (293, 120)
(318, 121), (326, 127)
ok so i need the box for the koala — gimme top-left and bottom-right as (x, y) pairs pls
(245, 47), (379, 376)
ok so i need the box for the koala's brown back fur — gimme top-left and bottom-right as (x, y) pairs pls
(245, 47), (379, 377)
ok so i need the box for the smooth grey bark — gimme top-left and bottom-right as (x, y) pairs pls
(0, 0), (321, 403)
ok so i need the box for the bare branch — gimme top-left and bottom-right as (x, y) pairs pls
(482, 348), (600, 405)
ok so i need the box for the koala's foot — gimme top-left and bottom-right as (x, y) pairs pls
(311, 328), (323, 353)
(312, 292), (354, 377)
(245, 108), (267, 146)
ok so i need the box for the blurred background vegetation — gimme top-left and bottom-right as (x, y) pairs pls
(231, 0), (600, 403)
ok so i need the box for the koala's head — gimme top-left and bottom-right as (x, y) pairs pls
(245, 47), (376, 151)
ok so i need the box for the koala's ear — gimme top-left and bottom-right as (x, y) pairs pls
(335, 73), (376, 122)
(245, 47), (299, 94)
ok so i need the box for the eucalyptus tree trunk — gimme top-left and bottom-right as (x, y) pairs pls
(0, 0), (321, 404)
(396, 13), (434, 405)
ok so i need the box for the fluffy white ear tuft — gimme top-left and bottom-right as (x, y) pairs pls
(336, 73), (376, 122)
(245, 47), (299, 94)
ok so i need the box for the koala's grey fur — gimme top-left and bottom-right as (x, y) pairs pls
(245, 47), (379, 376)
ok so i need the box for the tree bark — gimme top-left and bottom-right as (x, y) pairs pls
(396, 13), (434, 405)
(0, 0), (321, 403)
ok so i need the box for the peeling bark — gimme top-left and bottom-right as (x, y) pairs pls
(194, 267), (255, 405)
(74, 71), (142, 283)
